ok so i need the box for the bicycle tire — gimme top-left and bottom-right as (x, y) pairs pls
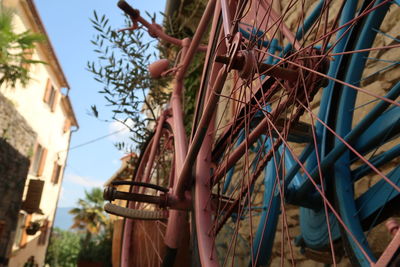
(119, 119), (181, 267)
(322, 1), (400, 265)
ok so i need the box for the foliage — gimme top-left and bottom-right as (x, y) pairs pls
(77, 227), (112, 266)
(45, 226), (112, 267)
(45, 228), (81, 267)
(161, 0), (207, 134)
(87, 11), (170, 147)
(69, 187), (110, 252)
(67, 187), (113, 265)
(69, 188), (108, 234)
(0, 4), (45, 87)
(87, 1), (208, 149)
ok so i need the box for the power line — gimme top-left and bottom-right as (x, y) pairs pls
(65, 128), (126, 152)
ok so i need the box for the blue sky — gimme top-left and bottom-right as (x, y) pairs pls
(34, 0), (166, 207)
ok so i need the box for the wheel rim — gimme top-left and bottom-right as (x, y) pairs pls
(194, 0), (400, 266)
(324, 1), (400, 265)
(121, 124), (174, 267)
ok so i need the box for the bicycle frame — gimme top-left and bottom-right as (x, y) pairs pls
(119, 0), (219, 253)
(121, 0), (305, 252)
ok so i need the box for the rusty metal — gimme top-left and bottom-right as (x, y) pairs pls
(215, 53), (299, 82)
(226, 32), (242, 72)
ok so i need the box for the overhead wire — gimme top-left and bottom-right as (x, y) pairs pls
(62, 128), (127, 152)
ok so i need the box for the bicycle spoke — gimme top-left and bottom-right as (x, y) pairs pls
(194, 0), (400, 266)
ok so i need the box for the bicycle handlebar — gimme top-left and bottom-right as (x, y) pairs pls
(117, 0), (185, 47)
(116, 0), (209, 51)
(117, 0), (140, 20)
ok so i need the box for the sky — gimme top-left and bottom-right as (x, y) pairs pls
(34, 0), (166, 208)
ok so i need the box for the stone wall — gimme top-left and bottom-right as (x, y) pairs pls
(0, 94), (36, 156)
(0, 93), (36, 265)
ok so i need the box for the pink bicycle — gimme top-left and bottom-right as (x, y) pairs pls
(104, 0), (400, 266)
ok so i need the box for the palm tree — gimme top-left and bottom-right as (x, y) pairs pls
(0, 4), (44, 86)
(69, 188), (109, 247)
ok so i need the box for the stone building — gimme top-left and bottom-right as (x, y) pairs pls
(0, 0), (77, 266)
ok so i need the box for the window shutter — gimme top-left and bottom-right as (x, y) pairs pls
(51, 163), (62, 184)
(37, 148), (47, 177)
(22, 179), (45, 214)
(19, 214), (32, 247)
(63, 119), (71, 133)
(51, 162), (57, 183)
(43, 79), (52, 103)
(51, 91), (58, 112)
(38, 220), (50, 245)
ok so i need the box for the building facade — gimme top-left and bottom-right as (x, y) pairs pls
(0, 0), (77, 266)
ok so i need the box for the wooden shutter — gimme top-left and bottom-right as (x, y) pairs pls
(22, 179), (45, 213)
(38, 220), (50, 245)
(43, 79), (52, 103)
(37, 148), (47, 176)
(19, 214), (32, 247)
(51, 91), (58, 112)
(63, 119), (71, 133)
(51, 162), (58, 183)
(51, 163), (62, 184)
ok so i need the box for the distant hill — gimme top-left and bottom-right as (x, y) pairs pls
(53, 207), (74, 230)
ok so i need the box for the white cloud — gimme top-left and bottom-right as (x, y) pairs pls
(65, 173), (104, 188)
(108, 119), (134, 143)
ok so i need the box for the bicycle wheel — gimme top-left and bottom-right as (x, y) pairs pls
(117, 118), (189, 267)
(193, 0), (400, 266)
(323, 1), (400, 265)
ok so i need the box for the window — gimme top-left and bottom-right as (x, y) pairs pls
(13, 212), (30, 248)
(13, 212), (26, 248)
(31, 144), (47, 176)
(51, 163), (62, 184)
(43, 79), (58, 112)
